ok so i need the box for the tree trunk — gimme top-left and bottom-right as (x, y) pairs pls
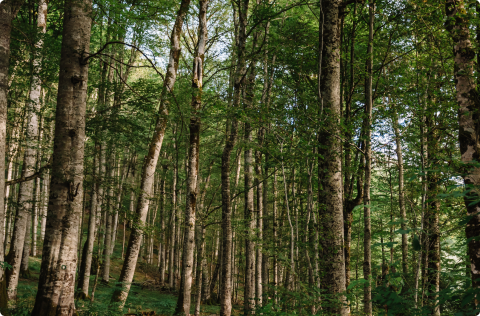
(159, 168), (167, 285)
(76, 143), (101, 299)
(174, 1), (208, 313)
(424, 109), (440, 315)
(363, 2), (374, 315)
(392, 110), (407, 276)
(220, 1), (250, 315)
(19, 209), (31, 278)
(110, 0), (191, 308)
(280, 146), (295, 294)
(0, 0), (26, 308)
(40, 171), (49, 243)
(445, 0), (480, 292)
(318, 0), (348, 314)
(6, 0), (45, 293)
(169, 157), (177, 290)
(102, 150), (115, 284)
(243, 7), (260, 314)
(29, 0), (47, 259)
(31, 0), (92, 313)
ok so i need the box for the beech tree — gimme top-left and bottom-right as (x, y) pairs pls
(31, 0), (92, 313)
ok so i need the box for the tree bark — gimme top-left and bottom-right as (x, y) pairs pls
(363, 2), (374, 314)
(424, 107), (440, 315)
(102, 150), (115, 284)
(19, 209), (31, 278)
(174, 1), (208, 314)
(318, 0), (348, 314)
(445, 0), (480, 292)
(194, 225), (205, 316)
(159, 167), (167, 285)
(76, 143), (101, 299)
(111, 1), (191, 307)
(220, 1), (250, 315)
(6, 0), (45, 293)
(31, 0), (92, 313)
(169, 152), (178, 290)
(0, 0), (26, 307)
(392, 109), (408, 276)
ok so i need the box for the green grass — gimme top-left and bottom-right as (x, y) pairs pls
(14, 256), (221, 315)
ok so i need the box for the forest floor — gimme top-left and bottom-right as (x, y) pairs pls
(15, 250), (224, 315)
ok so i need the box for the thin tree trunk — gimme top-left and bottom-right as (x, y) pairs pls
(159, 167), (167, 285)
(76, 143), (101, 299)
(174, 2), (208, 313)
(425, 109), (440, 315)
(32, 0), (92, 312)
(363, 2), (374, 315)
(273, 171), (278, 302)
(280, 144), (295, 293)
(254, 110), (265, 307)
(29, 0), (47, 259)
(19, 207), (32, 278)
(40, 171), (49, 242)
(194, 225), (205, 316)
(102, 150), (115, 284)
(243, 7), (260, 313)
(110, 0), (191, 308)
(393, 109), (408, 276)
(169, 156), (178, 290)
(220, 1), (250, 315)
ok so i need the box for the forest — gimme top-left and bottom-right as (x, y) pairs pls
(0, 0), (479, 315)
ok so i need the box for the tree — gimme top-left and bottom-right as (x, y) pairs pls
(446, 0), (480, 291)
(32, 0), (93, 313)
(111, 0), (191, 308)
(174, 0), (208, 314)
(318, 0), (348, 314)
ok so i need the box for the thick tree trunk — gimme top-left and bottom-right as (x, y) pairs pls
(220, 1), (250, 315)
(31, 0), (92, 313)
(363, 2), (374, 315)
(445, 0), (480, 292)
(318, 0), (348, 314)
(174, 1), (208, 314)
(111, 1), (190, 307)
